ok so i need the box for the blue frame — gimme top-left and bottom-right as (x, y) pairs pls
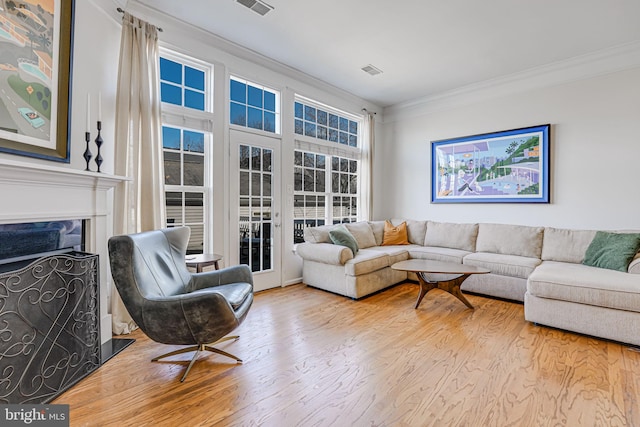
(431, 124), (550, 203)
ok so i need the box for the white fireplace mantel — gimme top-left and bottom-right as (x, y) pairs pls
(0, 158), (130, 344)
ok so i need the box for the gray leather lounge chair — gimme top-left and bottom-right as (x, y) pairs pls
(108, 226), (253, 381)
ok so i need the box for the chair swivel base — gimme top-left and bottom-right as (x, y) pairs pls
(151, 336), (242, 382)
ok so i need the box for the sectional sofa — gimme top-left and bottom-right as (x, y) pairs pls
(295, 220), (640, 346)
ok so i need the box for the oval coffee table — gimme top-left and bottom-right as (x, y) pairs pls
(391, 259), (490, 309)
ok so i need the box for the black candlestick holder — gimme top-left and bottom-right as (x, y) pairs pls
(95, 121), (103, 173)
(83, 131), (92, 171)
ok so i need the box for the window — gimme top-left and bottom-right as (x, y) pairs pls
(294, 101), (359, 147)
(160, 50), (213, 253)
(293, 151), (326, 243)
(293, 150), (358, 243)
(163, 126), (207, 253)
(292, 97), (363, 243)
(160, 57), (207, 111)
(230, 76), (280, 133)
(331, 156), (358, 224)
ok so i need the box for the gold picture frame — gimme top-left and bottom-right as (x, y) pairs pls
(0, 0), (74, 162)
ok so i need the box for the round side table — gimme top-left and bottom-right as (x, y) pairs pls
(185, 253), (223, 273)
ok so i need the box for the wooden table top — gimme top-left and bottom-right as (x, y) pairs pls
(391, 259), (490, 275)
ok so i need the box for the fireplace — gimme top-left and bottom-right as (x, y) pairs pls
(0, 159), (135, 401)
(0, 158), (128, 346)
(0, 219), (86, 272)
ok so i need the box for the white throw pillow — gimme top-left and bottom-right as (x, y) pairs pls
(345, 221), (378, 249)
(424, 221), (478, 251)
(476, 223), (544, 258)
(304, 224), (339, 243)
(368, 221), (386, 246)
(541, 227), (597, 263)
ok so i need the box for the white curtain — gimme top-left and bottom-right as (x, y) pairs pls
(111, 12), (165, 335)
(360, 112), (375, 221)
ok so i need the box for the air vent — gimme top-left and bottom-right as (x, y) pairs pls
(236, 0), (274, 16)
(361, 64), (383, 76)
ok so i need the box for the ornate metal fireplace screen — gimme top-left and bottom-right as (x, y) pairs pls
(0, 252), (100, 403)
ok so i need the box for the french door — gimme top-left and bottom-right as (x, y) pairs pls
(230, 129), (282, 291)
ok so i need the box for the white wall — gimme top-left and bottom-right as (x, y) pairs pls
(378, 66), (640, 230)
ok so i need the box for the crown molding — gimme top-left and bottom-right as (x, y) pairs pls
(383, 41), (640, 123)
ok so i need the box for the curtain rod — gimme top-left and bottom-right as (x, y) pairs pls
(116, 7), (163, 32)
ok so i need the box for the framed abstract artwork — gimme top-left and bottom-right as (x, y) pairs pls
(0, 0), (74, 162)
(431, 124), (550, 203)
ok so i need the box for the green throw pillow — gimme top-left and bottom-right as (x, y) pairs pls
(583, 231), (640, 272)
(329, 225), (359, 255)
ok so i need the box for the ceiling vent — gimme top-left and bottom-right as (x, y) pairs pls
(361, 64), (383, 76)
(236, 0), (274, 16)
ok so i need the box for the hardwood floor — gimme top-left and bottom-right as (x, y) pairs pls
(54, 283), (640, 426)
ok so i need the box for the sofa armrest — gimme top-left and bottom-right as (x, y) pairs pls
(295, 242), (354, 265)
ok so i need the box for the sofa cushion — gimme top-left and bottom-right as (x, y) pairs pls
(409, 246), (471, 264)
(582, 231), (640, 272)
(368, 221), (386, 246)
(329, 225), (359, 255)
(541, 227), (596, 263)
(345, 221), (377, 249)
(424, 221), (478, 252)
(304, 224), (338, 243)
(366, 245), (412, 265)
(464, 252), (541, 279)
(476, 223), (544, 259)
(382, 221), (409, 246)
(528, 261), (640, 313)
(345, 250), (389, 276)
(391, 219), (427, 245)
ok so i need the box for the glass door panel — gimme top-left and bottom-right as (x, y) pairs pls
(231, 129), (281, 291)
(239, 144), (273, 272)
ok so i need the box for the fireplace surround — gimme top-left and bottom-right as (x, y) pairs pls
(0, 158), (134, 401)
(0, 158), (129, 346)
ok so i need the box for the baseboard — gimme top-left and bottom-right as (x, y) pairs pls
(283, 277), (303, 287)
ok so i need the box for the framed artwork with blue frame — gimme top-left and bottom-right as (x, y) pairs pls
(431, 124), (550, 203)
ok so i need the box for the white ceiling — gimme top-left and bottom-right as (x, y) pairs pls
(135, 0), (640, 107)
